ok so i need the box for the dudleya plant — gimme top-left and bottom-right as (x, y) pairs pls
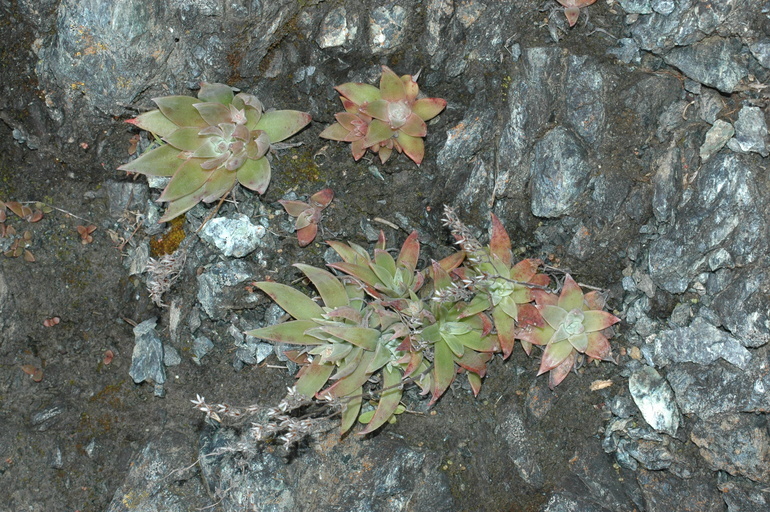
(319, 66), (447, 165)
(119, 83), (311, 222)
(243, 209), (621, 434)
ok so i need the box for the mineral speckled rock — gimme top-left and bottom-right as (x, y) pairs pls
(699, 119), (734, 161)
(196, 260), (256, 320)
(664, 37), (747, 93)
(628, 366), (681, 436)
(727, 105), (769, 157)
(129, 317), (166, 389)
(495, 402), (545, 489)
(198, 213), (266, 258)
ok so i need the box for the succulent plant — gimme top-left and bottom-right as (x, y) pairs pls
(319, 66), (446, 165)
(279, 188), (334, 247)
(119, 83), (311, 222)
(516, 274), (620, 388)
(557, 0), (597, 27)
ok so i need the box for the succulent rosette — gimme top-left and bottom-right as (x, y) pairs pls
(516, 274), (620, 388)
(119, 83), (311, 222)
(320, 66), (447, 165)
(279, 188), (334, 247)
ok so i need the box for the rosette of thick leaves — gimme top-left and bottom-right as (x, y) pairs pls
(119, 83), (311, 222)
(279, 188), (334, 247)
(320, 65), (446, 165)
(246, 263), (425, 435)
(516, 274), (620, 388)
(459, 214), (550, 359)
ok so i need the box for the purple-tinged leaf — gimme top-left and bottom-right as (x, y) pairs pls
(279, 199), (310, 218)
(412, 97), (447, 122)
(399, 113), (427, 138)
(467, 371), (483, 396)
(396, 231), (420, 273)
(193, 102), (232, 126)
(359, 366), (403, 434)
(489, 214), (512, 266)
(255, 281), (325, 320)
(236, 156), (270, 193)
(454, 350), (492, 376)
(510, 258), (542, 283)
(585, 331), (613, 361)
(310, 188), (334, 208)
(294, 359), (335, 398)
(493, 307), (517, 359)
(321, 350), (375, 399)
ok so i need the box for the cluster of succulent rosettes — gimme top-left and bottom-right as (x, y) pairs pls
(247, 212), (620, 433)
(119, 82), (311, 222)
(319, 66), (447, 165)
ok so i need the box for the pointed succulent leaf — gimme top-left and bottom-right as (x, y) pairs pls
(310, 188), (334, 208)
(396, 231), (420, 273)
(328, 262), (381, 289)
(236, 156), (270, 193)
(359, 366), (403, 434)
(510, 258), (542, 282)
(159, 159), (210, 201)
(379, 66), (407, 102)
(548, 351), (576, 388)
(327, 240), (366, 264)
(401, 73), (419, 101)
(294, 263), (349, 309)
(374, 249), (397, 277)
(127, 110), (178, 137)
(294, 359), (335, 398)
(582, 310), (620, 332)
(335, 82), (381, 105)
(329, 347), (363, 381)
(585, 331), (613, 361)
(454, 350), (492, 376)
(430, 340), (456, 405)
(199, 168), (236, 203)
(153, 96), (207, 128)
(431, 260), (453, 291)
(319, 122), (351, 141)
(442, 333), (465, 357)
(516, 324), (555, 347)
(157, 190), (205, 222)
(296, 224), (318, 248)
(558, 274), (584, 311)
(517, 303), (546, 327)
(363, 119), (395, 147)
(254, 110), (312, 143)
(437, 251), (467, 273)
(467, 371), (483, 397)
(541, 305), (568, 330)
(164, 127), (206, 151)
(569, 332), (589, 352)
(538, 340), (575, 374)
(118, 144), (182, 176)
(279, 199), (310, 218)
(493, 307), (517, 359)
(340, 386), (363, 434)
(498, 295), (519, 319)
(394, 132), (425, 165)
(489, 214), (512, 267)
(532, 289), (559, 307)
(247, 319), (325, 345)
(412, 97), (447, 122)
(321, 350), (376, 399)
(193, 102), (232, 126)
(318, 325), (379, 351)
(255, 281), (325, 320)
(197, 82), (235, 104)
(360, 99), (390, 122)
(399, 114), (427, 138)
(564, 6), (580, 26)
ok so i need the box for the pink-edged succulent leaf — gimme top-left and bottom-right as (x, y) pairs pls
(157, 190), (206, 223)
(401, 73), (420, 102)
(310, 188), (334, 208)
(431, 260), (454, 291)
(517, 303), (546, 328)
(247, 319), (325, 345)
(321, 350), (376, 399)
(517, 324), (556, 347)
(585, 331), (614, 361)
(430, 339), (456, 406)
(437, 250), (467, 273)
(493, 307), (517, 359)
(193, 102), (232, 126)
(326, 240), (366, 264)
(564, 6), (580, 26)
(279, 199), (311, 218)
(582, 310), (620, 332)
(363, 119), (395, 147)
(197, 82), (235, 104)
(394, 132), (425, 165)
(351, 139), (367, 160)
(396, 231), (420, 273)
(379, 66), (407, 102)
(294, 359), (335, 398)
(540, 305), (568, 330)
(412, 97), (447, 121)
(236, 156), (271, 193)
(558, 274), (584, 311)
(538, 339), (575, 375)
(340, 386), (363, 434)
(510, 258), (542, 282)
(360, 99), (390, 123)
(548, 351), (577, 388)
(296, 224), (318, 247)
(335, 82), (381, 106)
(399, 114), (428, 138)
(489, 214), (512, 266)
(531, 288), (559, 307)
(255, 281), (325, 320)
(319, 122), (351, 141)
(374, 249), (397, 276)
(294, 263), (349, 309)
(316, 325), (379, 351)
(254, 110), (312, 143)
(467, 371), (483, 397)
(199, 167), (236, 203)
(359, 365), (403, 434)
(158, 159), (210, 201)
(126, 110), (178, 137)
(583, 290), (607, 310)
(153, 96), (207, 128)
(118, 144), (182, 176)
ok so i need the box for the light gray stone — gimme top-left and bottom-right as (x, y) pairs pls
(628, 366), (681, 436)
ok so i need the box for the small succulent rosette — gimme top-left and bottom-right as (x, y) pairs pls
(119, 83), (311, 222)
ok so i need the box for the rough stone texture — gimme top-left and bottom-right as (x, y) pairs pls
(196, 260), (257, 320)
(129, 317), (166, 387)
(198, 213), (266, 258)
(727, 105), (769, 157)
(635, 469), (724, 512)
(690, 413), (770, 483)
(628, 366), (681, 436)
(641, 316), (753, 369)
(198, 426), (454, 512)
(664, 37), (747, 93)
(495, 402), (545, 489)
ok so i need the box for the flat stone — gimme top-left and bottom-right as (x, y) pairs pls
(699, 119), (734, 161)
(198, 213), (266, 258)
(129, 318), (166, 387)
(369, 6), (407, 53)
(628, 366), (681, 436)
(727, 106), (769, 157)
(664, 37), (747, 93)
(317, 7), (356, 48)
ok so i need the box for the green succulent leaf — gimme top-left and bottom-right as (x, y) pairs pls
(467, 371), (483, 396)
(193, 102), (232, 126)
(359, 366), (403, 434)
(319, 122), (351, 141)
(294, 359), (335, 398)
(340, 386), (363, 434)
(294, 264), (349, 309)
(360, 99), (390, 123)
(254, 110), (312, 143)
(558, 275), (584, 311)
(199, 167), (236, 203)
(454, 350), (492, 376)
(363, 119), (395, 147)
(540, 305), (568, 330)
(163, 126), (206, 151)
(374, 249), (397, 276)
(158, 159), (210, 201)
(153, 96), (207, 128)
(489, 214), (512, 267)
(582, 310), (621, 332)
(335, 83), (381, 106)
(430, 339), (456, 405)
(236, 156), (271, 194)
(247, 319), (325, 345)
(538, 340), (575, 375)
(399, 114), (427, 138)
(411, 97), (447, 122)
(379, 66), (407, 102)
(569, 332), (589, 352)
(197, 82), (235, 104)
(158, 189), (206, 223)
(394, 132), (425, 165)
(328, 262), (382, 291)
(322, 350), (376, 399)
(126, 110), (178, 137)
(254, 281), (325, 320)
(317, 325), (379, 351)
(118, 144), (181, 176)
(493, 307), (517, 359)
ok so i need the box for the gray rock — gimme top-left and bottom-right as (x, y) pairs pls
(495, 403), (545, 489)
(712, 269), (770, 347)
(667, 359), (770, 419)
(699, 119), (734, 161)
(31, 404), (66, 432)
(635, 469), (724, 512)
(540, 491), (609, 512)
(749, 39), (770, 69)
(530, 126), (591, 218)
(648, 153), (763, 293)
(163, 344), (181, 367)
(192, 336), (214, 363)
(607, 38), (641, 64)
(565, 55), (605, 145)
(317, 7), (357, 49)
(664, 37), (747, 93)
(690, 413), (770, 483)
(651, 0), (676, 15)
(196, 260), (257, 320)
(720, 477), (770, 512)
(642, 316), (752, 369)
(628, 366), (681, 436)
(651, 141), (681, 222)
(619, 0), (653, 15)
(423, 0), (453, 57)
(727, 106), (769, 157)
(129, 318), (166, 388)
(105, 181), (148, 218)
(198, 213), (266, 258)
(369, 6), (407, 53)
(618, 437), (674, 470)
(198, 426), (455, 512)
